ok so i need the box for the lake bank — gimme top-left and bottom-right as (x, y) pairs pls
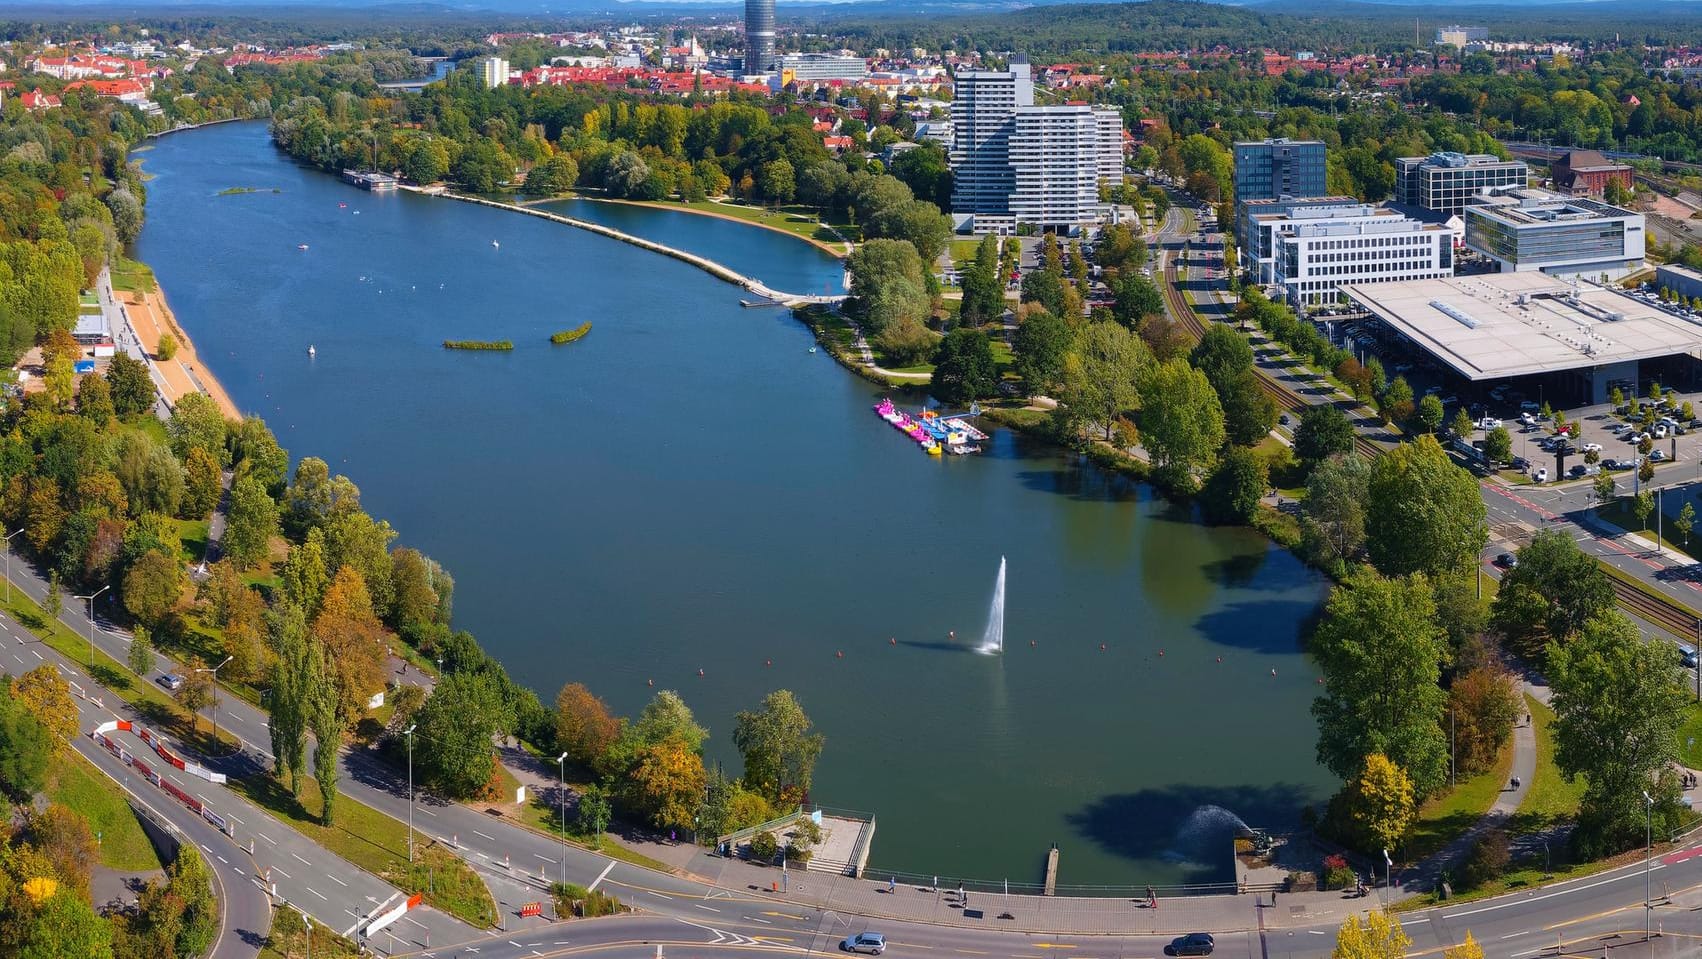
(536, 193), (853, 258)
(110, 259), (241, 419)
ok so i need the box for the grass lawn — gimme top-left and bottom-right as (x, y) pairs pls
(949, 238), (983, 269)
(1679, 702), (1702, 768)
(111, 256), (157, 295)
(228, 769), (497, 928)
(47, 749), (164, 872)
(174, 518), (210, 567)
(1404, 739), (1514, 863)
(260, 903), (362, 959)
(1510, 695), (1585, 831)
(1596, 496), (1700, 557)
(512, 775), (671, 873)
(627, 197), (855, 248)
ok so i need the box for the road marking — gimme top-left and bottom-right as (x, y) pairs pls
(534, 853), (554, 863)
(1446, 866), (1665, 919)
(694, 904), (721, 913)
(292, 853), (311, 865)
(761, 911), (805, 920)
(509, 941), (524, 948)
(955, 950), (990, 955)
(474, 830), (498, 841)
(745, 916), (772, 924)
(405, 917), (427, 931)
(329, 875), (348, 887)
(418, 806), (436, 817)
(1307, 930), (1326, 936)
(588, 861), (616, 891)
(646, 891), (674, 900)
(272, 867), (292, 879)
(216, 854), (229, 864)
(1404, 917), (1429, 924)
(30, 649), (40, 659)
(307, 887), (328, 901)
(1500, 932), (1529, 939)
(258, 833), (277, 845)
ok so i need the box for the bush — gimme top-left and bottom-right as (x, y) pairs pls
(550, 881), (624, 918)
(1459, 829), (1510, 889)
(157, 333), (178, 360)
(549, 322), (592, 345)
(1320, 853), (1356, 891)
(442, 340), (514, 351)
(1284, 870), (1317, 892)
(748, 829), (779, 864)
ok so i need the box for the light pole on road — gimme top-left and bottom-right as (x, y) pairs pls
(3, 528), (23, 604)
(78, 585), (110, 666)
(404, 724), (417, 862)
(557, 751), (569, 887)
(1645, 789), (1655, 943)
(194, 654), (233, 749)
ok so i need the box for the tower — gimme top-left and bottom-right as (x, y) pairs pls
(744, 0), (775, 74)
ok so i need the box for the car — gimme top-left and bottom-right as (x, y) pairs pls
(1582, 442), (1603, 453)
(1167, 934), (1216, 957)
(1653, 449), (1668, 462)
(1511, 456), (1529, 470)
(1439, 395), (1459, 407)
(1519, 412), (1539, 425)
(1569, 464), (1589, 478)
(1602, 458), (1621, 470)
(1278, 413), (1291, 427)
(1520, 400), (1541, 411)
(1533, 467), (1549, 483)
(1478, 416), (1502, 430)
(159, 673), (185, 691)
(1495, 552), (1519, 569)
(1683, 647), (1699, 670)
(1655, 425), (1669, 439)
(842, 933), (886, 955)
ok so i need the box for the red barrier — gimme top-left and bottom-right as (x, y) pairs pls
(133, 759), (152, 779)
(519, 902), (542, 918)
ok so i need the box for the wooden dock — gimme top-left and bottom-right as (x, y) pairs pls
(1043, 845), (1059, 896)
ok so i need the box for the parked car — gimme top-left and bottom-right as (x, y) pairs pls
(1533, 468), (1550, 483)
(842, 934), (886, 955)
(1682, 647), (1699, 670)
(1582, 442), (1603, 453)
(1495, 552), (1519, 569)
(1519, 412), (1539, 426)
(1521, 400), (1541, 411)
(1603, 458), (1622, 470)
(159, 674), (185, 691)
(1511, 456), (1529, 470)
(1478, 417), (1502, 430)
(1653, 449), (1668, 462)
(1167, 934), (1216, 957)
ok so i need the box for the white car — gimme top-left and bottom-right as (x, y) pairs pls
(1533, 467), (1549, 483)
(1581, 442), (1603, 453)
(1655, 425), (1669, 439)
(1478, 417), (1502, 430)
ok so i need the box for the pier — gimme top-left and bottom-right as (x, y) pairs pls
(1044, 845), (1060, 896)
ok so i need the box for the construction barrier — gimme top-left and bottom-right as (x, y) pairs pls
(520, 902), (542, 918)
(93, 719), (225, 784)
(363, 893), (423, 939)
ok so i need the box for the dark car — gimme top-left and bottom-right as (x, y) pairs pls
(1683, 647), (1699, 670)
(1167, 934), (1214, 957)
(1495, 552), (1519, 569)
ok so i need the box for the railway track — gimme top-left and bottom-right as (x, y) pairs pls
(1609, 575), (1700, 641)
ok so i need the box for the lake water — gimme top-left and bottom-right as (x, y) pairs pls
(134, 121), (1336, 888)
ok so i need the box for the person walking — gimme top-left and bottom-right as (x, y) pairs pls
(889, 877), (896, 895)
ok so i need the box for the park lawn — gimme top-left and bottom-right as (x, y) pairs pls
(949, 238), (982, 269)
(1403, 738), (1514, 864)
(637, 197), (855, 247)
(513, 793), (671, 873)
(1679, 702), (1702, 768)
(174, 518), (210, 567)
(228, 768), (497, 929)
(111, 256), (157, 294)
(1596, 497), (1699, 557)
(47, 748), (165, 872)
(1512, 695), (1585, 829)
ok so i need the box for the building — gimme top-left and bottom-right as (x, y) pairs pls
(1343, 272), (1702, 402)
(778, 53), (866, 82)
(744, 0), (776, 74)
(1232, 138), (1326, 203)
(1463, 188), (1644, 279)
(1237, 195), (1359, 281)
(1655, 264), (1702, 301)
(1551, 149), (1633, 198)
(479, 56), (509, 89)
(948, 60), (1123, 233)
(1263, 204), (1453, 308)
(1393, 152), (1529, 214)
(1436, 25), (1489, 48)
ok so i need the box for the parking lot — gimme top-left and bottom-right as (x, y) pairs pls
(1469, 394), (1702, 486)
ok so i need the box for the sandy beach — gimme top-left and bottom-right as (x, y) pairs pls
(121, 280), (241, 420)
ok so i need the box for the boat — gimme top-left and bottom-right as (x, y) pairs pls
(492, 240), (500, 249)
(808, 347), (817, 354)
(338, 202), (348, 209)
(297, 244), (309, 251)
(307, 345), (317, 357)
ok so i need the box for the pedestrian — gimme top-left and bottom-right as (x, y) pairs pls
(889, 876), (897, 894)
(1526, 712), (1532, 727)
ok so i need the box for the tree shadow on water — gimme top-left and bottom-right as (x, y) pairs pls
(1193, 599), (1323, 655)
(1014, 466), (1145, 503)
(1068, 782), (1318, 879)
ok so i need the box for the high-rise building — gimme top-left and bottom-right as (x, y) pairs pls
(949, 59), (1122, 233)
(1232, 138), (1326, 203)
(479, 56), (509, 89)
(744, 0), (776, 74)
(1436, 25), (1488, 48)
(1393, 152), (1528, 213)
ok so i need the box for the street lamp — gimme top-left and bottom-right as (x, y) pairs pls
(78, 585), (110, 666)
(3, 528), (23, 604)
(404, 724), (417, 863)
(195, 654), (234, 749)
(557, 751), (569, 886)
(1644, 789), (1655, 943)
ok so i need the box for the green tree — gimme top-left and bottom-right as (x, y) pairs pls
(1112, 272), (1164, 327)
(1311, 569), (1450, 798)
(1593, 470), (1617, 508)
(958, 236), (1006, 328)
(526, 154), (579, 196)
(309, 638), (342, 824)
(1484, 426), (1512, 466)
(930, 328), (998, 404)
(1059, 321), (1150, 442)
(758, 159), (796, 206)
(1365, 435), (1487, 578)
(105, 353), (155, 417)
(1302, 453), (1370, 568)
(1489, 529), (1615, 654)
(578, 784), (613, 843)
(13, 885), (112, 959)
(1200, 446), (1268, 525)
(1415, 394), (1444, 434)
(181, 445), (222, 519)
(127, 623), (155, 677)
(76, 374), (115, 425)
(848, 239), (928, 336)
(1012, 309), (1070, 397)
(267, 605), (311, 795)
(1449, 663), (1520, 776)
(1349, 753), (1416, 854)
(865, 200), (953, 265)
(223, 476), (279, 570)
(0, 678), (51, 800)
(1679, 502), (1696, 547)
(122, 549), (184, 628)
(167, 392), (226, 466)
(415, 671), (511, 798)
(156, 333), (177, 361)
(732, 689), (826, 806)
(1294, 404), (1355, 469)
(1450, 407), (1474, 439)
(280, 527), (330, 617)
(1633, 490), (1654, 530)
(1139, 358), (1225, 486)
(1549, 612), (1689, 858)
(43, 571), (61, 620)
(1190, 325), (1273, 447)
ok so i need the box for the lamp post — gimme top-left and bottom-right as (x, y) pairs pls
(78, 585), (110, 666)
(405, 724), (417, 863)
(557, 751), (569, 887)
(3, 528), (23, 604)
(1644, 790), (1655, 943)
(1382, 848), (1392, 913)
(195, 654), (234, 749)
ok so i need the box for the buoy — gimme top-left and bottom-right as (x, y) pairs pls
(948, 630), (955, 639)
(1216, 656), (1223, 663)
(1271, 668), (1278, 677)
(765, 659), (772, 667)
(1158, 649), (1165, 657)
(698, 668), (705, 677)
(1316, 677), (1325, 684)
(1029, 640), (1036, 648)
(1100, 643), (1107, 651)
(836, 650), (844, 659)
(889, 637), (896, 645)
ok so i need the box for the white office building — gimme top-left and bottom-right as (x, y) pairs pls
(479, 56), (509, 89)
(1463, 188), (1644, 279)
(778, 53), (867, 81)
(1266, 204), (1454, 308)
(1393, 152), (1528, 214)
(949, 58), (1122, 233)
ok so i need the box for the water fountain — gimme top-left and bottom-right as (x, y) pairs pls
(978, 556), (1006, 655)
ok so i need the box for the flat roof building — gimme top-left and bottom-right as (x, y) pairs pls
(1238, 195), (1358, 276)
(1343, 273), (1702, 401)
(1233, 138), (1326, 203)
(779, 53), (866, 81)
(1656, 263), (1702, 302)
(1436, 25), (1489, 47)
(1393, 152), (1528, 214)
(1265, 204), (1453, 308)
(479, 56), (509, 89)
(744, 0), (776, 73)
(1463, 187), (1644, 279)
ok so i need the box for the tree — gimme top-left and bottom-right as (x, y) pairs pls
(309, 640), (342, 824)
(167, 393), (226, 466)
(12, 666), (77, 748)
(1639, 459), (1656, 485)
(182, 445), (222, 519)
(1311, 570), (1450, 798)
(106, 353), (155, 417)
(1679, 502), (1696, 547)
(624, 733), (708, 832)
(280, 527), (330, 616)
(175, 661), (214, 728)
(556, 682), (623, 769)
(1593, 471), (1617, 508)
(1450, 407), (1474, 439)
(415, 671), (510, 798)
(1416, 394), (1444, 433)
(1633, 490), (1654, 531)
(43, 571), (62, 620)
(1331, 911), (1410, 959)
(156, 333), (178, 361)
(76, 374), (114, 425)
(1012, 309), (1070, 397)
(1484, 426), (1512, 466)
(1139, 358), (1225, 486)
(1302, 454), (1370, 568)
(1449, 663), (1520, 775)
(526, 154), (579, 196)
(127, 623), (155, 677)
(733, 690), (826, 806)
(267, 605), (312, 794)
(1112, 273), (1164, 327)
(1060, 321), (1149, 442)
(1190, 325), (1272, 447)
(1294, 405), (1355, 469)
(757, 159), (796, 206)
(603, 151), (650, 198)
(0, 679), (50, 800)
(12, 883), (112, 959)
(1444, 932), (1484, 959)
(1349, 753), (1416, 854)
(402, 139), (450, 185)
(930, 328), (998, 404)
(28, 804), (97, 896)
(848, 239), (928, 336)
(122, 549), (184, 628)
(223, 476), (278, 570)
(1489, 529), (1614, 653)
(578, 784), (613, 842)
(1366, 435), (1487, 578)
(1201, 446), (1268, 525)
(1549, 612), (1689, 858)
(388, 548), (441, 635)
(106, 187), (143, 245)
(959, 236), (1006, 328)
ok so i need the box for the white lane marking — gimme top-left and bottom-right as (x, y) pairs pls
(474, 830), (497, 841)
(216, 854), (229, 864)
(693, 904), (721, 913)
(258, 833), (277, 845)
(1404, 917), (1429, 924)
(645, 890), (674, 900)
(418, 806), (436, 817)
(30, 649), (40, 659)
(509, 941), (523, 948)
(1445, 865), (1665, 919)
(308, 887), (328, 901)
(534, 854), (553, 863)
(588, 861), (615, 891)
(292, 853), (311, 865)
(1306, 930), (1326, 936)
(272, 867), (292, 879)
(405, 916), (427, 931)
(745, 916), (773, 924)
(1500, 932), (1529, 940)
(329, 875), (348, 887)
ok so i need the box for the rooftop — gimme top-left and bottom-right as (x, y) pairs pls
(1466, 189), (1636, 226)
(1400, 151), (1523, 169)
(1343, 273), (1702, 380)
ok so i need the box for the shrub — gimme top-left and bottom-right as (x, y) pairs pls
(748, 829), (779, 863)
(1459, 829), (1510, 889)
(550, 881), (624, 918)
(549, 322), (592, 345)
(442, 340), (514, 351)
(1321, 853), (1356, 891)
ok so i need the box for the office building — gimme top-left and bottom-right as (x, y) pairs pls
(744, 0), (776, 74)
(1436, 25), (1489, 48)
(949, 59), (1123, 233)
(1237, 196), (1360, 283)
(1551, 149), (1633, 198)
(1393, 152), (1528, 214)
(1656, 264), (1702, 302)
(1463, 188), (1644, 279)
(1232, 138), (1326, 203)
(1266, 204), (1453, 308)
(479, 56), (509, 89)
(778, 53), (865, 82)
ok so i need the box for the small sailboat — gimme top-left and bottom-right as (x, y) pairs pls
(808, 347), (817, 353)
(307, 345), (317, 357)
(338, 202), (348, 208)
(297, 243), (309, 251)
(491, 240), (500, 249)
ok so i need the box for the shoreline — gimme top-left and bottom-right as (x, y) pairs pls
(548, 194), (852, 259)
(117, 269), (242, 420)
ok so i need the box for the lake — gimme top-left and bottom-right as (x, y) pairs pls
(134, 121), (1336, 889)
